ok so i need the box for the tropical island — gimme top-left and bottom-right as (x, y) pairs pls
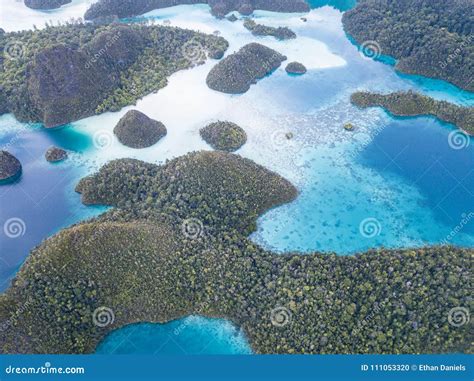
(286, 62), (307, 75)
(0, 151), (22, 183)
(24, 0), (71, 10)
(0, 151), (471, 355)
(243, 19), (296, 40)
(342, 0), (474, 92)
(84, 0), (310, 21)
(45, 146), (68, 163)
(351, 91), (474, 135)
(114, 110), (167, 149)
(0, 22), (228, 128)
(200, 121), (247, 152)
(206, 43), (286, 94)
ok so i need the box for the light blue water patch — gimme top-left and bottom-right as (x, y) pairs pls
(96, 316), (252, 355)
(308, 0), (356, 11)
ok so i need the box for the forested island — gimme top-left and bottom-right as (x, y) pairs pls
(206, 43), (286, 93)
(84, 0), (310, 21)
(342, 0), (474, 92)
(200, 121), (247, 152)
(243, 19), (296, 40)
(114, 110), (167, 149)
(0, 22), (228, 128)
(0, 151), (471, 354)
(0, 151), (22, 183)
(351, 91), (474, 135)
(24, 0), (71, 10)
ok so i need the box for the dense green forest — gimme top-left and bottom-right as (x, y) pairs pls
(200, 121), (247, 152)
(343, 0), (474, 92)
(0, 151), (471, 354)
(84, 0), (310, 20)
(351, 91), (474, 135)
(243, 19), (296, 40)
(0, 21), (228, 127)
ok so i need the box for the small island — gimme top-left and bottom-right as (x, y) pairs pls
(45, 146), (68, 163)
(243, 19), (296, 40)
(351, 91), (474, 135)
(285, 62), (307, 75)
(24, 0), (71, 9)
(0, 151), (22, 184)
(343, 123), (355, 131)
(200, 121), (247, 152)
(206, 43), (286, 94)
(114, 110), (167, 149)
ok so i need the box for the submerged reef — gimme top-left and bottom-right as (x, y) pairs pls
(206, 43), (286, 94)
(0, 151), (471, 355)
(351, 91), (474, 135)
(84, 0), (310, 21)
(200, 121), (247, 152)
(243, 19), (296, 40)
(0, 23), (228, 127)
(343, 0), (474, 92)
(0, 151), (22, 183)
(114, 110), (167, 149)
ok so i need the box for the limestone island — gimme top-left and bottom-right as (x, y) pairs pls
(45, 146), (68, 163)
(343, 0), (474, 92)
(343, 123), (355, 131)
(243, 19), (296, 40)
(0, 151), (22, 184)
(200, 121), (247, 152)
(206, 43), (286, 94)
(114, 110), (167, 149)
(84, 0), (310, 21)
(285, 62), (307, 75)
(0, 150), (470, 355)
(227, 14), (238, 22)
(0, 23), (228, 128)
(351, 91), (474, 135)
(24, 0), (71, 10)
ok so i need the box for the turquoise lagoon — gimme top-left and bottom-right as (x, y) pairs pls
(0, 1), (472, 354)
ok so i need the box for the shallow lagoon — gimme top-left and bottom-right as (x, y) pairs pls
(0, 0), (472, 354)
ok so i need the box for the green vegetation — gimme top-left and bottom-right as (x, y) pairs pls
(200, 121), (247, 152)
(24, 0), (71, 9)
(285, 62), (307, 75)
(0, 151), (471, 354)
(114, 110), (167, 149)
(45, 146), (68, 163)
(206, 43), (286, 94)
(0, 151), (22, 183)
(243, 19), (296, 40)
(342, 0), (474, 92)
(351, 91), (474, 135)
(84, 0), (310, 21)
(0, 22), (228, 127)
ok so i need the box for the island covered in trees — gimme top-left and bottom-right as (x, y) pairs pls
(343, 0), (474, 92)
(0, 151), (470, 354)
(351, 91), (474, 135)
(0, 22), (228, 128)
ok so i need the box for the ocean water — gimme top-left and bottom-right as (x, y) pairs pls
(0, 1), (472, 354)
